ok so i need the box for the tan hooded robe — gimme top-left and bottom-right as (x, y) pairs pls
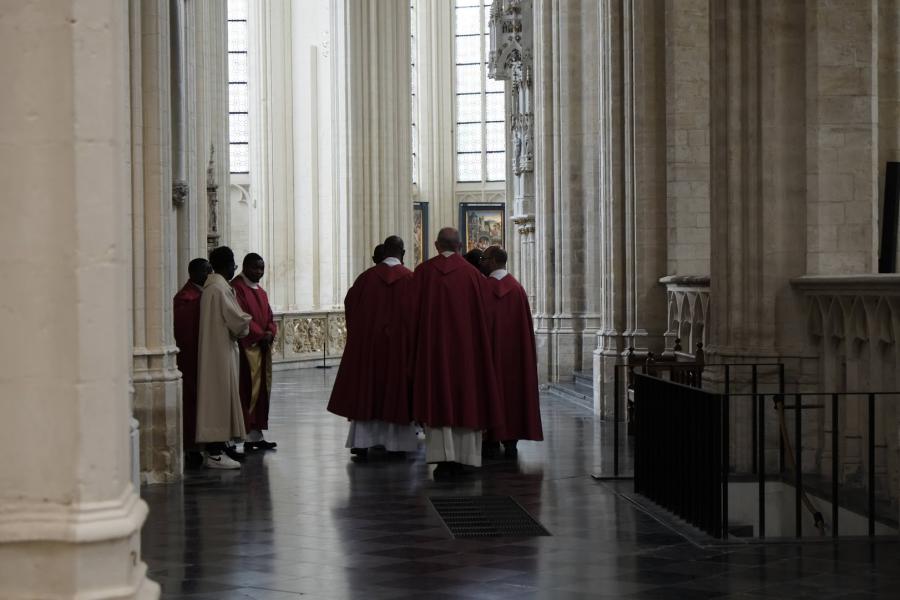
(195, 273), (252, 442)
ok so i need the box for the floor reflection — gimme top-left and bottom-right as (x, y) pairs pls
(142, 369), (900, 599)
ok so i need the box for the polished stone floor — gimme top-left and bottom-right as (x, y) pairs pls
(142, 370), (900, 599)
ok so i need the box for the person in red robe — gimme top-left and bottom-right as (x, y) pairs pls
(173, 258), (212, 466)
(327, 236), (419, 456)
(411, 227), (502, 478)
(231, 253), (278, 451)
(479, 246), (543, 458)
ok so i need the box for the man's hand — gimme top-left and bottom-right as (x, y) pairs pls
(260, 332), (274, 348)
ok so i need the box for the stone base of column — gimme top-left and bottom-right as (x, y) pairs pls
(0, 491), (160, 599)
(535, 318), (583, 383)
(535, 326), (552, 384)
(594, 330), (628, 419)
(594, 348), (621, 418)
(133, 348), (183, 484)
(551, 324), (582, 383)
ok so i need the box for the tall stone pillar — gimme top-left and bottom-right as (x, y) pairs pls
(707, 0), (809, 469)
(707, 0), (808, 361)
(531, 0), (603, 382)
(415, 0), (455, 247)
(594, 0), (669, 417)
(132, 0), (183, 484)
(532, 0), (557, 381)
(0, 0), (159, 597)
(339, 0), (413, 277)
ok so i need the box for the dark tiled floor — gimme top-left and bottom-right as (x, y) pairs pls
(142, 370), (900, 599)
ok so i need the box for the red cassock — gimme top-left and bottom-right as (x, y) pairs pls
(483, 274), (544, 441)
(173, 281), (202, 448)
(231, 277), (278, 431)
(327, 263), (416, 424)
(411, 253), (503, 431)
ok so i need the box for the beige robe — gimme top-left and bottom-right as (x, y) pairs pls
(195, 273), (252, 442)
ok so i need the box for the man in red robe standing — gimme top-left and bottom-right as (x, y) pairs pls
(412, 227), (502, 478)
(231, 253), (278, 451)
(328, 236), (418, 457)
(173, 258), (212, 467)
(479, 246), (543, 458)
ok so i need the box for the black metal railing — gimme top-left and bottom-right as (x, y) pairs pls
(633, 372), (726, 537)
(625, 370), (899, 539)
(603, 358), (783, 479)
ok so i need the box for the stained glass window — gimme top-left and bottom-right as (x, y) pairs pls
(454, 0), (505, 183)
(228, 0), (249, 174)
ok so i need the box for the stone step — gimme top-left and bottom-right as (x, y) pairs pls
(572, 371), (594, 395)
(546, 382), (593, 412)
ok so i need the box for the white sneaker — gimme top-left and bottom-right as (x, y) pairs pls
(204, 452), (241, 470)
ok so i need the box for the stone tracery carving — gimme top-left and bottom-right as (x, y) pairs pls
(659, 275), (711, 357)
(489, 1), (533, 177)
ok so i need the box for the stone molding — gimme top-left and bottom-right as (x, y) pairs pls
(0, 486), (147, 544)
(792, 275), (900, 294)
(792, 275), (900, 345)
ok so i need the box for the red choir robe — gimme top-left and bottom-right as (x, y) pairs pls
(173, 281), (203, 448)
(327, 263), (416, 424)
(411, 253), (503, 431)
(231, 275), (278, 432)
(483, 272), (544, 442)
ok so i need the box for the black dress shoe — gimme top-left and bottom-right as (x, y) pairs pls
(224, 446), (246, 462)
(432, 462), (454, 480)
(350, 447), (368, 457)
(185, 451), (204, 469)
(246, 440), (277, 451)
(482, 440), (502, 459)
(503, 440), (519, 459)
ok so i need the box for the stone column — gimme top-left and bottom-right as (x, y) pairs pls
(595, 0), (669, 417)
(533, 0), (603, 382)
(707, 0), (810, 470)
(708, 0), (808, 361)
(0, 0), (159, 597)
(185, 0), (227, 269)
(415, 0), (455, 247)
(340, 0), (413, 277)
(532, 0), (556, 381)
(593, 0), (628, 408)
(132, 0), (183, 484)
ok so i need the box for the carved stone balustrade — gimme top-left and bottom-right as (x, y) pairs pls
(660, 275), (710, 359)
(792, 275), (900, 390)
(792, 275), (900, 509)
(272, 310), (346, 367)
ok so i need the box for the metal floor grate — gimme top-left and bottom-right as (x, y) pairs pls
(429, 496), (551, 538)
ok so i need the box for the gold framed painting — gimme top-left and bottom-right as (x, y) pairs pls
(459, 203), (505, 253)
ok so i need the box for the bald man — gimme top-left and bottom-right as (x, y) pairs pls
(411, 227), (502, 478)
